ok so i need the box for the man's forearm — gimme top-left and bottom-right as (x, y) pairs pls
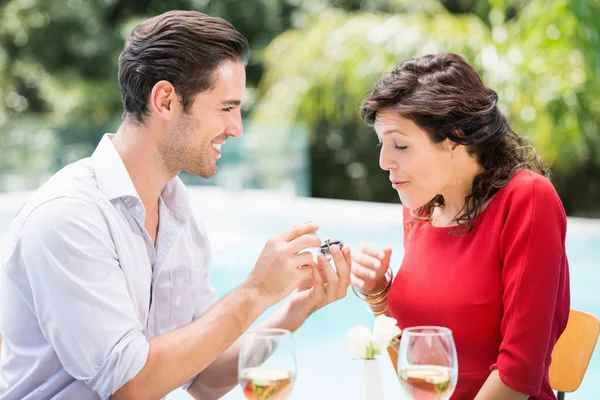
(111, 283), (270, 400)
(187, 301), (308, 399)
(189, 244), (351, 400)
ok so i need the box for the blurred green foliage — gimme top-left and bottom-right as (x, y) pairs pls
(0, 0), (599, 215)
(250, 0), (600, 215)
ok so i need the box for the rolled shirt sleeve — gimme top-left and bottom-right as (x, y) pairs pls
(6, 197), (150, 399)
(181, 226), (219, 391)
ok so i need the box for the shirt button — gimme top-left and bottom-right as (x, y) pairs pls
(135, 205), (142, 213)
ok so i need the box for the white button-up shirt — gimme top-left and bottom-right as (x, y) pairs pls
(0, 134), (218, 399)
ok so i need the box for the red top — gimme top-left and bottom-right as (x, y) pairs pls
(388, 170), (570, 399)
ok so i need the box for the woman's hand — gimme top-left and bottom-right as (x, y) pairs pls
(350, 244), (392, 294)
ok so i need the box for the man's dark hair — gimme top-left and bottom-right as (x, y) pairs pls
(118, 10), (249, 123)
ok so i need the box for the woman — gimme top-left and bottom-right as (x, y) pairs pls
(350, 53), (570, 400)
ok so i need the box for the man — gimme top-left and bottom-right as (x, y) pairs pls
(0, 10), (351, 400)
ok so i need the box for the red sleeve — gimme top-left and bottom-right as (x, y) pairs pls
(490, 172), (570, 395)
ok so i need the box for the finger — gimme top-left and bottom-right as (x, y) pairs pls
(351, 274), (366, 290)
(311, 263), (325, 304)
(309, 261), (328, 282)
(318, 266), (327, 283)
(293, 251), (316, 268)
(287, 234), (322, 254)
(318, 253), (338, 303)
(296, 261), (327, 286)
(342, 245), (352, 267)
(343, 246), (353, 287)
(352, 252), (381, 271)
(296, 275), (313, 291)
(279, 223), (320, 242)
(381, 247), (392, 267)
(351, 262), (377, 281)
(358, 243), (386, 260)
(294, 260), (313, 286)
(331, 245), (350, 298)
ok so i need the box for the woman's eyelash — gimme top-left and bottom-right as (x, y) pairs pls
(377, 142), (407, 150)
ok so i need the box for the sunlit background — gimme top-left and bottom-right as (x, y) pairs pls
(0, 0), (599, 399)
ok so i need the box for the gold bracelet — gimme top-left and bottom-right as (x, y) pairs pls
(368, 297), (389, 314)
(351, 268), (393, 300)
(352, 269), (394, 317)
(372, 306), (389, 315)
(365, 268), (393, 298)
(365, 291), (390, 304)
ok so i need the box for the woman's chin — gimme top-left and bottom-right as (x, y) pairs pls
(398, 193), (429, 210)
(398, 195), (415, 209)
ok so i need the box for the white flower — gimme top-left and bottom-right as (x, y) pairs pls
(347, 315), (402, 360)
(347, 325), (372, 359)
(371, 315), (402, 350)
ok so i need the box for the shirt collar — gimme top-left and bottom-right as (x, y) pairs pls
(161, 175), (192, 220)
(91, 134), (192, 220)
(91, 134), (140, 202)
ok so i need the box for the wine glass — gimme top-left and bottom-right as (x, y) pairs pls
(397, 326), (458, 400)
(238, 328), (297, 400)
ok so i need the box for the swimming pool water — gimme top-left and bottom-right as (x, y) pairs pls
(172, 188), (600, 399)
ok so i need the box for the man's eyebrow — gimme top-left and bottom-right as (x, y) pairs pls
(221, 100), (242, 106)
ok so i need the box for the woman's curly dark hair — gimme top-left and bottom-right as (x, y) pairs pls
(360, 53), (547, 233)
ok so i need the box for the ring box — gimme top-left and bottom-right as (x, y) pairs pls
(319, 238), (344, 259)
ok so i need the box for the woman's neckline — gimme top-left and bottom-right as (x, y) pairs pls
(421, 170), (525, 231)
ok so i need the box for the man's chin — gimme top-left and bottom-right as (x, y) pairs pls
(185, 165), (218, 180)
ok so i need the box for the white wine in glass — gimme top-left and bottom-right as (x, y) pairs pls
(238, 328), (296, 400)
(397, 326), (458, 400)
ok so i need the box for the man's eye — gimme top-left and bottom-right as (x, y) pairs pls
(223, 107), (233, 112)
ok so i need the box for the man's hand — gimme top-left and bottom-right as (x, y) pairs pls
(287, 244), (352, 323)
(244, 222), (322, 308)
(186, 237), (351, 400)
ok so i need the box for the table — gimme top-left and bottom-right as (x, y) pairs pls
(169, 349), (408, 400)
(288, 350), (408, 399)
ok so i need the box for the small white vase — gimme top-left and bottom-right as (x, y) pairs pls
(361, 358), (385, 400)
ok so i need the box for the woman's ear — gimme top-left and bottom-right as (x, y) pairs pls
(448, 129), (466, 153)
(439, 138), (458, 153)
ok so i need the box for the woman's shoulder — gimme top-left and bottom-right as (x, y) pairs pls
(502, 169), (560, 199)
(493, 169), (565, 216)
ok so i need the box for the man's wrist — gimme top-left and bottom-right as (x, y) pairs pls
(282, 298), (312, 332)
(238, 280), (273, 315)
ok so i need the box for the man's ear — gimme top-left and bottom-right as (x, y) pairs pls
(149, 80), (180, 120)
